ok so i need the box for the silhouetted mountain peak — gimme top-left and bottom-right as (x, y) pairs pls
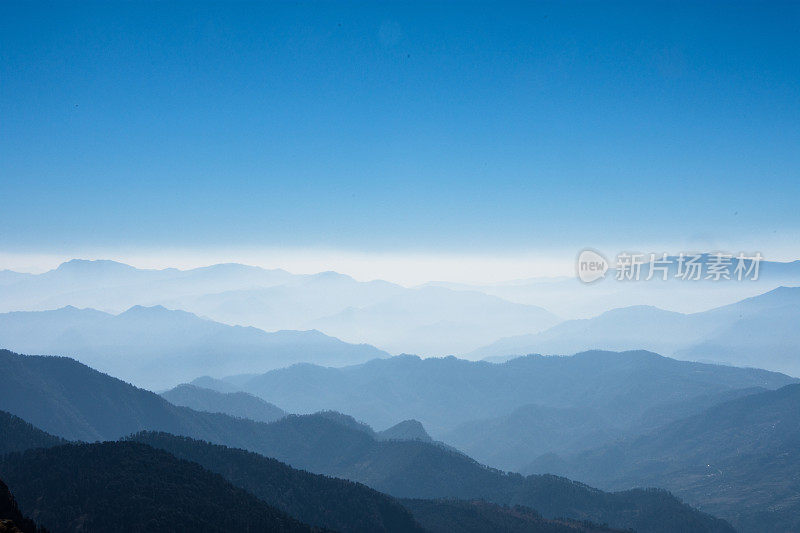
(744, 285), (800, 304)
(378, 420), (432, 442)
(190, 376), (240, 393)
(118, 304), (182, 317)
(50, 305), (109, 316)
(312, 411), (376, 436)
(55, 258), (136, 273)
(161, 384), (286, 424)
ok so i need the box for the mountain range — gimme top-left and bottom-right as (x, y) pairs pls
(0, 408), (632, 533)
(3, 258), (800, 359)
(0, 306), (387, 389)
(0, 349), (732, 533)
(214, 350), (796, 441)
(472, 286), (800, 376)
(304, 286), (559, 355)
(425, 257), (800, 318)
(0, 259), (559, 356)
(0, 408), (425, 532)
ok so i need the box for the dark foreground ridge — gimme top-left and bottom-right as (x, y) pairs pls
(0, 441), (315, 533)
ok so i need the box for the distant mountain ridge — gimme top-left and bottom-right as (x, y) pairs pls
(306, 286), (559, 355)
(0, 259), (294, 313)
(0, 259), (562, 356)
(222, 350), (796, 437)
(161, 384), (287, 423)
(471, 286), (800, 376)
(6, 258), (800, 357)
(424, 259), (800, 318)
(0, 306), (388, 388)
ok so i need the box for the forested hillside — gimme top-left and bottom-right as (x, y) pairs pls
(0, 442), (313, 533)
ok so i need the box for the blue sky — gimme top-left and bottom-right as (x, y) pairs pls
(1, 1), (798, 275)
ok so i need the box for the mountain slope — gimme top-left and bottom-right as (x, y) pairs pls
(0, 349), (305, 442)
(124, 413), (732, 532)
(0, 411), (64, 456)
(443, 386), (768, 472)
(0, 441), (312, 533)
(0, 407), (420, 532)
(530, 384), (800, 532)
(443, 404), (618, 472)
(161, 384), (286, 423)
(400, 499), (623, 533)
(0, 306), (388, 388)
(128, 431), (423, 533)
(0, 479), (37, 533)
(676, 288), (800, 374)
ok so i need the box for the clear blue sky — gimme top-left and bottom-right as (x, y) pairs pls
(1, 1), (799, 261)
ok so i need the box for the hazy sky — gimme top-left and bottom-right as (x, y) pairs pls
(1, 2), (798, 279)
